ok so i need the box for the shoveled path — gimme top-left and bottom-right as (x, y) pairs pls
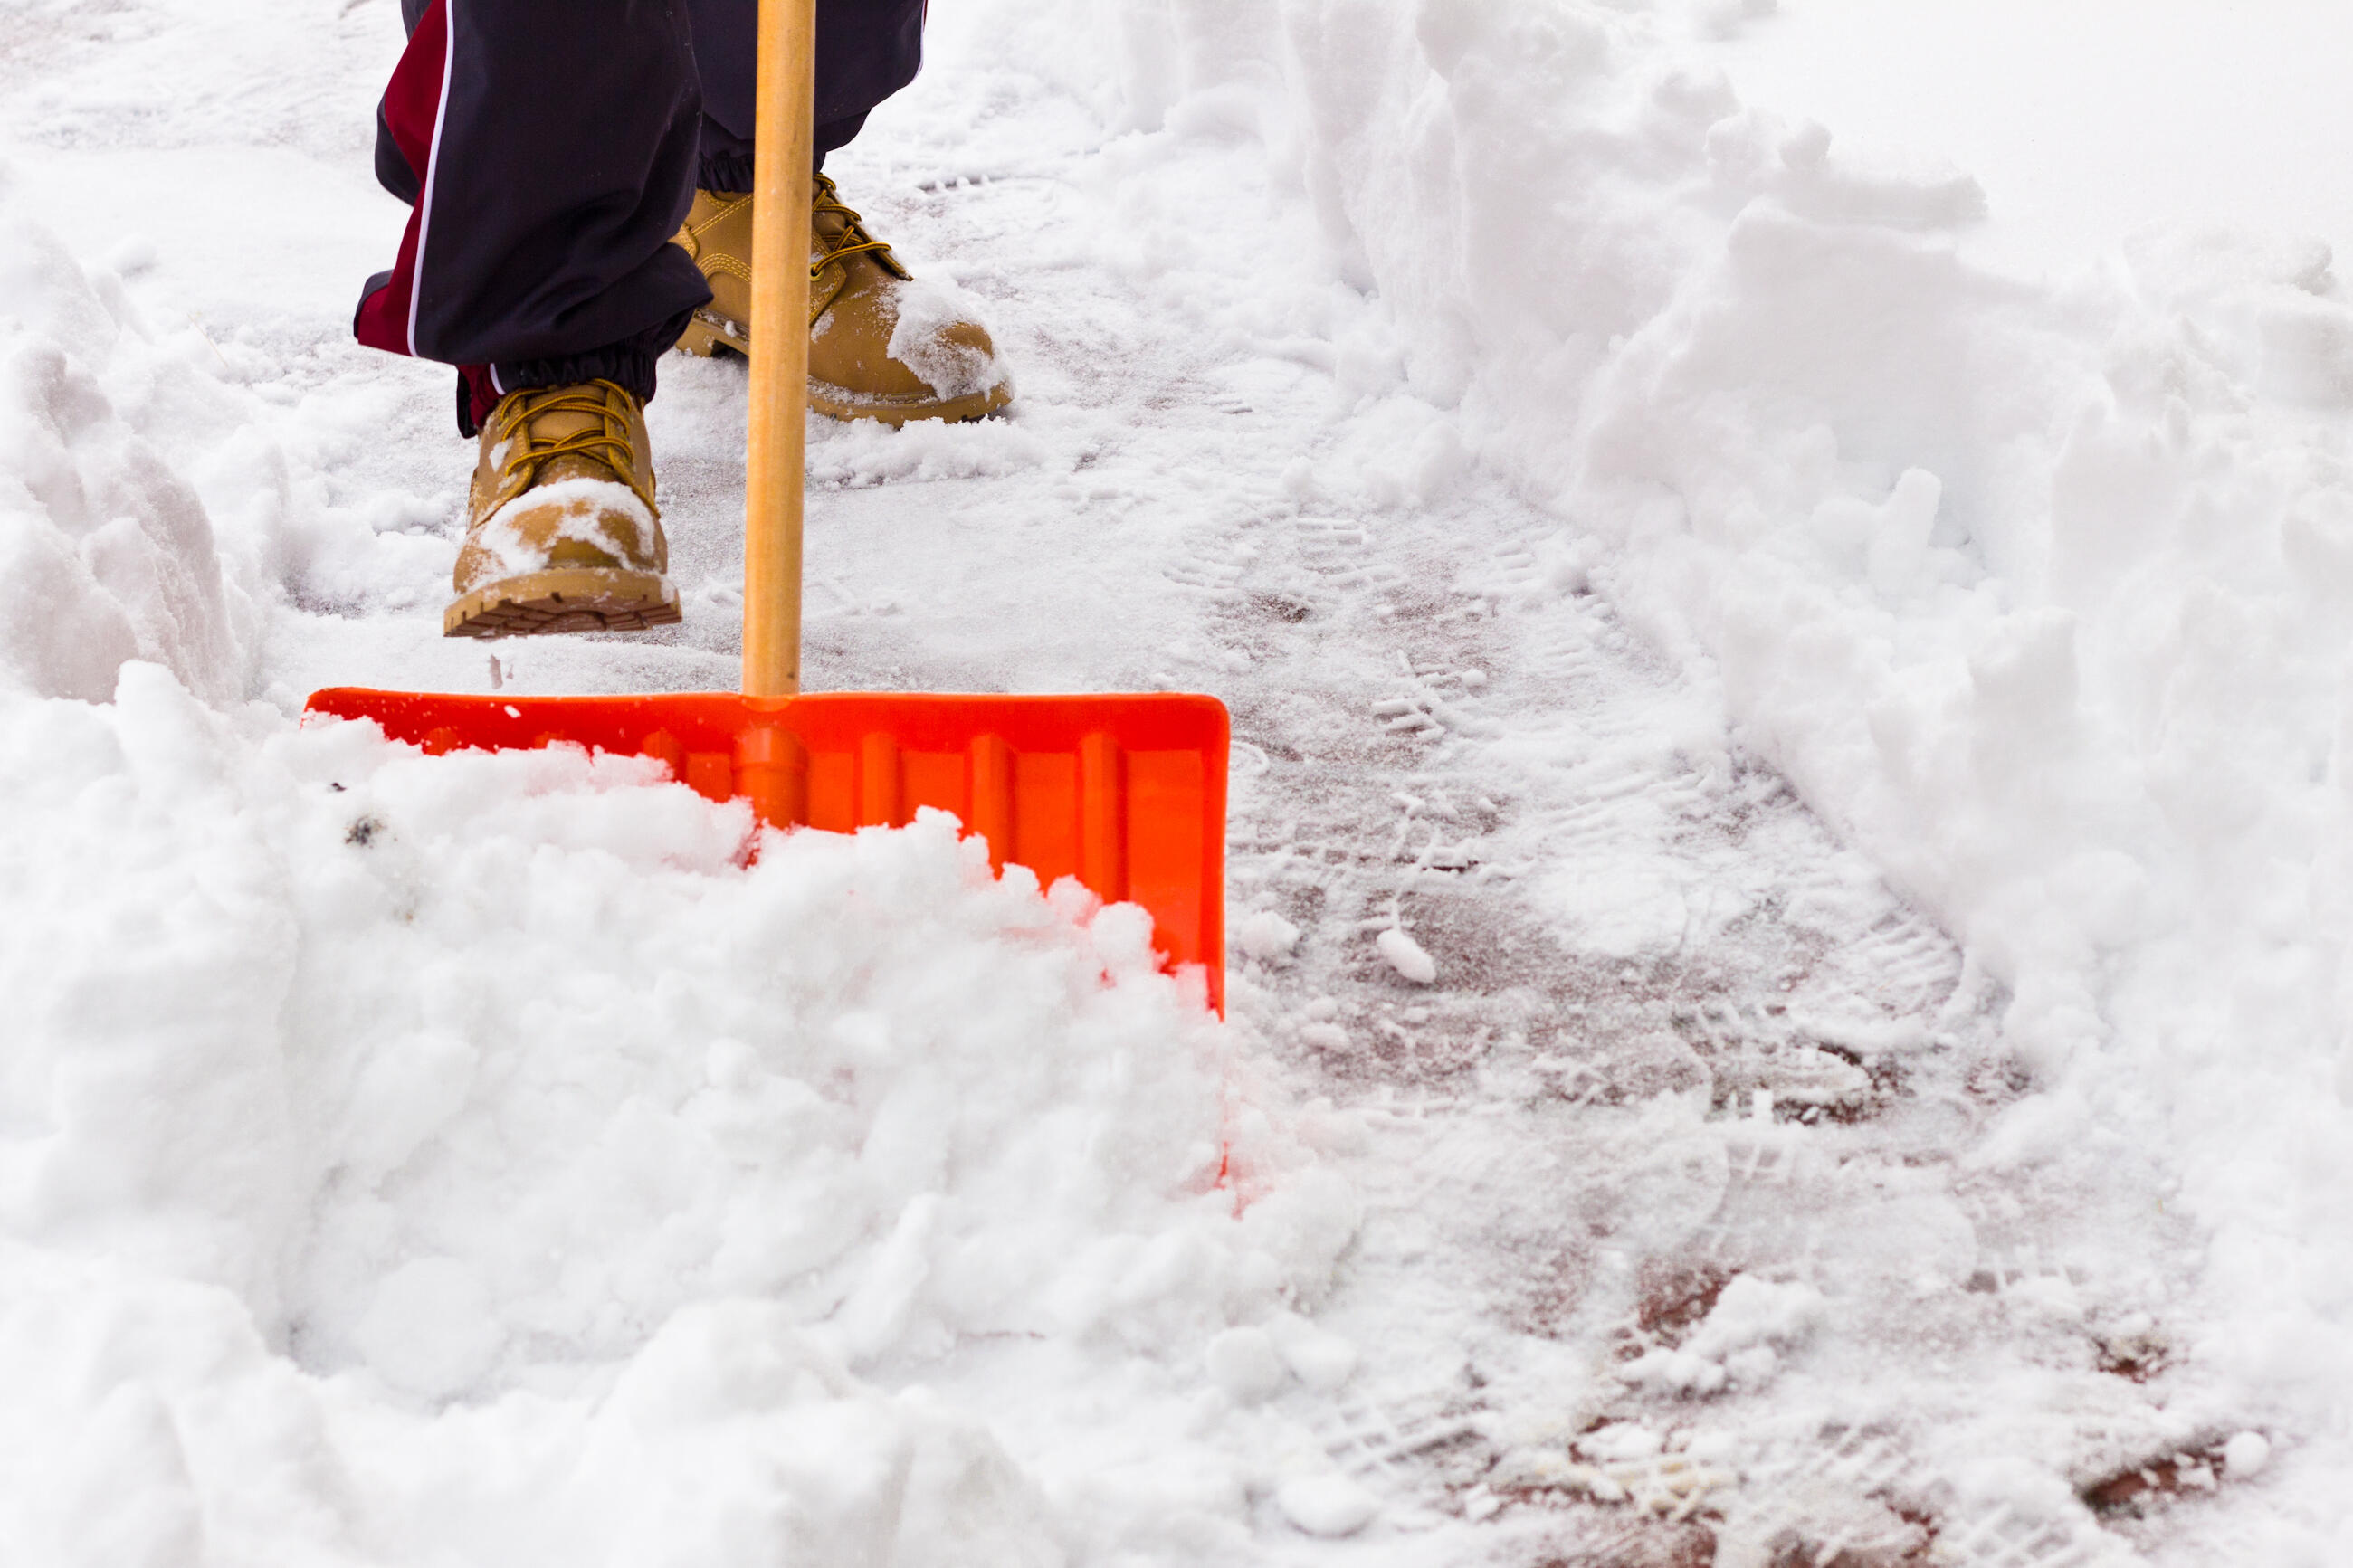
(1, 0), (2212, 1559)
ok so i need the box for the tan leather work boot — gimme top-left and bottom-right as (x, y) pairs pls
(443, 379), (681, 638)
(672, 174), (1015, 425)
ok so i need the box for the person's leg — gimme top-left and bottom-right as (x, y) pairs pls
(672, 0), (1014, 424)
(359, 0), (712, 435)
(358, 0), (705, 637)
(689, 0), (929, 191)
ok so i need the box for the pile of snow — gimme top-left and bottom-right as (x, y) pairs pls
(0, 662), (1356, 1561)
(1033, 0), (2353, 1491)
(0, 183), (256, 700)
(0, 175), (462, 709)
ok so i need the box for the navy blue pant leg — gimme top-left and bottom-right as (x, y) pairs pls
(357, 0), (926, 432)
(691, 0), (928, 191)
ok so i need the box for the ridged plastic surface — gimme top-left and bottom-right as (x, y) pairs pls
(305, 689), (1229, 1010)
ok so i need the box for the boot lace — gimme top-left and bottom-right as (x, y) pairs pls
(495, 381), (655, 514)
(812, 172), (905, 280)
(678, 177), (907, 293)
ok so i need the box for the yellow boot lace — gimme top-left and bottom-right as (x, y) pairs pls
(494, 381), (655, 515)
(811, 172), (905, 280)
(676, 176), (908, 299)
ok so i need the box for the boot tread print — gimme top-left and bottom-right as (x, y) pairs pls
(672, 174), (1014, 426)
(443, 379), (681, 639)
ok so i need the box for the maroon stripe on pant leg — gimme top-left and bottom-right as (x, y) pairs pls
(355, 0), (451, 358)
(461, 365), (500, 428)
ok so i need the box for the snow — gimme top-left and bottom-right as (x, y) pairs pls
(1373, 927), (1436, 985)
(1205, 1325), (1290, 1402)
(1621, 1275), (1824, 1398)
(882, 276), (1014, 403)
(0, 661), (1365, 1561)
(6, 0), (2353, 1560)
(0, 187), (256, 701)
(1713, 0), (2353, 278)
(1274, 1473), (1379, 1538)
(1235, 908), (1300, 963)
(469, 476), (660, 587)
(2222, 1430), (2271, 1481)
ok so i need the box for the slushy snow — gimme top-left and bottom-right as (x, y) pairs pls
(6, 0), (2353, 1561)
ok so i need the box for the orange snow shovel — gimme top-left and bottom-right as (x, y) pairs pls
(307, 0), (1229, 1009)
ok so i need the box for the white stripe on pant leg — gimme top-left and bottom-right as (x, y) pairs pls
(406, 0), (459, 358)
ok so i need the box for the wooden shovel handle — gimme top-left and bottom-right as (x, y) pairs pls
(741, 0), (815, 698)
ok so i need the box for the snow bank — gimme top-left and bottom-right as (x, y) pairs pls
(0, 664), (1354, 1561)
(0, 181), (256, 701)
(1036, 0), (2353, 1505)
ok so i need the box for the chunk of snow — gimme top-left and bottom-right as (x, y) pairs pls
(1276, 1474), (1377, 1536)
(1621, 1346), (1726, 1396)
(2224, 1431), (2272, 1479)
(1236, 909), (1300, 961)
(1205, 1326), (1287, 1402)
(1624, 1278), (1824, 1396)
(1266, 1312), (1358, 1391)
(1375, 927), (1436, 984)
(1685, 1277), (1826, 1361)
(355, 1257), (502, 1400)
(882, 278), (1009, 402)
(1578, 1423), (1664, 1462)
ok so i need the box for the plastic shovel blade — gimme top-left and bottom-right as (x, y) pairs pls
(306, 688), (1229, 1011)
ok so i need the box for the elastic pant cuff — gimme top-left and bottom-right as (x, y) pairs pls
(454, 308), (693, 435)
(694, 110), (868, 196)
(698, 147), (756, 195)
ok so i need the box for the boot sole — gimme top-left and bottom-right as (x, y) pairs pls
(674, 310), (1015, 427)
(444, 568), (681, 640)
(808, 375), (1015, 428)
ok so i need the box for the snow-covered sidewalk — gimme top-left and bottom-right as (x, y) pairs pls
(3, 0), (2348, 1562)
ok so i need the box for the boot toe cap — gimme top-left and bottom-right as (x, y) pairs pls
(809, 285), (1011, 422)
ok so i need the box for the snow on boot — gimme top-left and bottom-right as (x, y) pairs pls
(443, 379), (681, 638)
(672, 174), (1015, 425)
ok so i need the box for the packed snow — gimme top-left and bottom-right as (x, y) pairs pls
(4, 0), (2353, 1562)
